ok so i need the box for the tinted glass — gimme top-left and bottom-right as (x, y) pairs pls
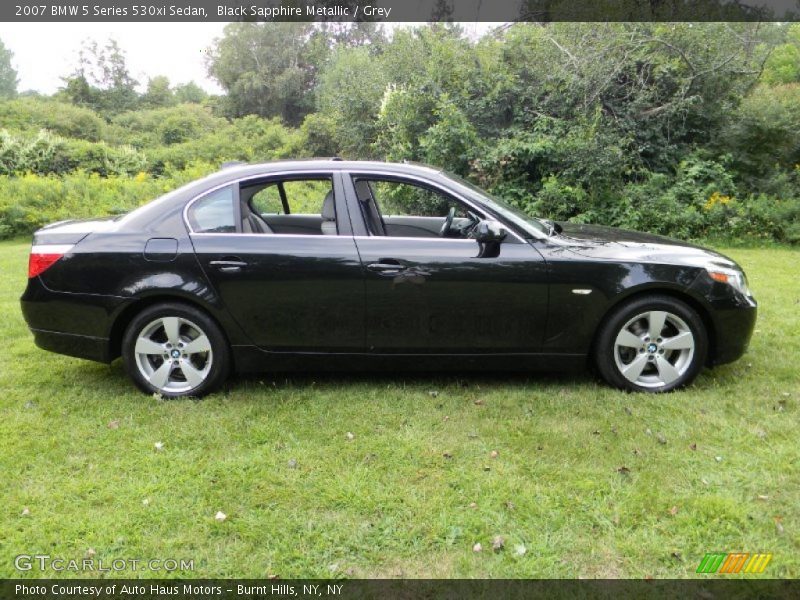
(369, 180), (466, 218)
(187, 186), (236, 233)
(247, 179), (332, 215)
(250, 186), (284, 215)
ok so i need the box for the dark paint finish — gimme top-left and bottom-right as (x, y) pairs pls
(20, 160), (757, 377)
(355, 237), (548, 352)
(191, 233), (365, 351)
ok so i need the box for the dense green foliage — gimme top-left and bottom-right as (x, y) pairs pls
(0, 23), (799, 242)
(0, 164), (212, 239)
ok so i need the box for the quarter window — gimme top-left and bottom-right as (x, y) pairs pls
(187, 186), (236, 233)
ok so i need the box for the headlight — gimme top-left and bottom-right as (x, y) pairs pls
(706, 267), (752, 297)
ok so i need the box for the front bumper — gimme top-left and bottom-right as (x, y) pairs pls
(689, 270), (758, 367)
(709, 301), (757, 366)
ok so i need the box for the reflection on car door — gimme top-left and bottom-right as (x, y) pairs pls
(355, 237), (548, 353)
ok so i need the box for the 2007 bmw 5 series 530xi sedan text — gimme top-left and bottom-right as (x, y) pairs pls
(20, 160), (757, 397)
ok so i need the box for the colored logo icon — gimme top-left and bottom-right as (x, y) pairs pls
(696, 553), (772, 573)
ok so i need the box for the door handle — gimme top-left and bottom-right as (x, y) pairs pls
(209, 258), (248, 273)
(367, 259), (407, 275)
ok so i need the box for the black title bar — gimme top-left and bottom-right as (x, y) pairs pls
(4, 0), (800, 22)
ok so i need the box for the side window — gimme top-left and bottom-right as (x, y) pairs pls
(187, 186), (236, 233)
(355, 178), (474, 239)
(370, 180), (465, 219)
(250, 185), (284, 215)
(283, 180), (332, 214)
(241, 177), (337, 236)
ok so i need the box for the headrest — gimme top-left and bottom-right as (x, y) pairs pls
(321, 190), (336, 220)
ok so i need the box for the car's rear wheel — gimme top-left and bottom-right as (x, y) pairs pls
(594, 295), (708, 392)
(122, 303), (230, 398)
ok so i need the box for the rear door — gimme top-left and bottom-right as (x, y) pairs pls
(188, 171), (365, 352)
(344, 172), (549, 354)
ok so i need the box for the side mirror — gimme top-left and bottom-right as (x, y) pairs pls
(473, 219), (507, 244)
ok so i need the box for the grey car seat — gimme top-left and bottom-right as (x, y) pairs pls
(321, 191), (337, 235)
(242, 211), (272, 234)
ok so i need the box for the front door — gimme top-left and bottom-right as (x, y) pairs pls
(346, 175), (548, 353)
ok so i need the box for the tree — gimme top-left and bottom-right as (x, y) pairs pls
(316, 45), (388, 157)
(761, 24), (800, 85)
(206, 22), (330, 125)
(61, 39), (139, 114)
(173, 81), (207, 104)
(142, 75), (174, 108)
(0, 38), (18, 98)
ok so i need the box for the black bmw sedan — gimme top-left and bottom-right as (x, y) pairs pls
(21, 160), (756, 397)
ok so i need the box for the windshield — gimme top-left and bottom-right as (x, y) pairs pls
(442, 172), (550, 237)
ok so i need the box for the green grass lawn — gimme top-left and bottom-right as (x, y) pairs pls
(0, 239), (797, 578)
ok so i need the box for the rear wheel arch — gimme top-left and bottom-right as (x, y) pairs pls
(109, 295), (231, 363)
(120, 300), (232, 397)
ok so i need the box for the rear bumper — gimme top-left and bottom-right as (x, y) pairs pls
(29, 328), (111, 363)
(21, 276), (128, 363)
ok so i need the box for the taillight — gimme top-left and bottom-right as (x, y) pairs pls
(28, 244), (73, 278)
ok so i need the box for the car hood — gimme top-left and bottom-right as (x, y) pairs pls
(552, 222), (738, 269)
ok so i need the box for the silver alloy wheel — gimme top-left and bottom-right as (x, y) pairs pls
(613, 310), (695, 389)
(134, 316), (213, 394)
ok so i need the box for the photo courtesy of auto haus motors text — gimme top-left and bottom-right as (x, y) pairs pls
(13, 583), (344, 597)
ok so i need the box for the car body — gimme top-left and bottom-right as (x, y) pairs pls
(21, 160), (757, 396)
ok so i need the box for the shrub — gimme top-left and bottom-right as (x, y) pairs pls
(0, 129), (147, 177)
(0, 98), (107, 141)
(300, 113), (339, 157)
(111, 104), (226, 144)
(0, 162), (216, 239)
(145, 116), (305, 174)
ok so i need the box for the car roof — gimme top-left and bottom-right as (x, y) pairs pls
(215, 159), (444, 179)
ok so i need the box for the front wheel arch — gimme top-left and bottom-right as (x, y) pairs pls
(589, 287), (717, 369)
(592, 293), (710, 392)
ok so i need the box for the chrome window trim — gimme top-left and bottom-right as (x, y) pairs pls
(353, 235), (476, 243)
(187, 232), (479, 243)
(183, 170), (337, 236)
(182, 168), (527, 244)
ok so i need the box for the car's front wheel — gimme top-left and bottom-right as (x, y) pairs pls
(122, 303), (230, 398)
(595, 295), (708, 392)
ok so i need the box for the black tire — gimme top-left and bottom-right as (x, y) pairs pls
(122, 302), (230, 398)
(594, 294), (708, 393)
